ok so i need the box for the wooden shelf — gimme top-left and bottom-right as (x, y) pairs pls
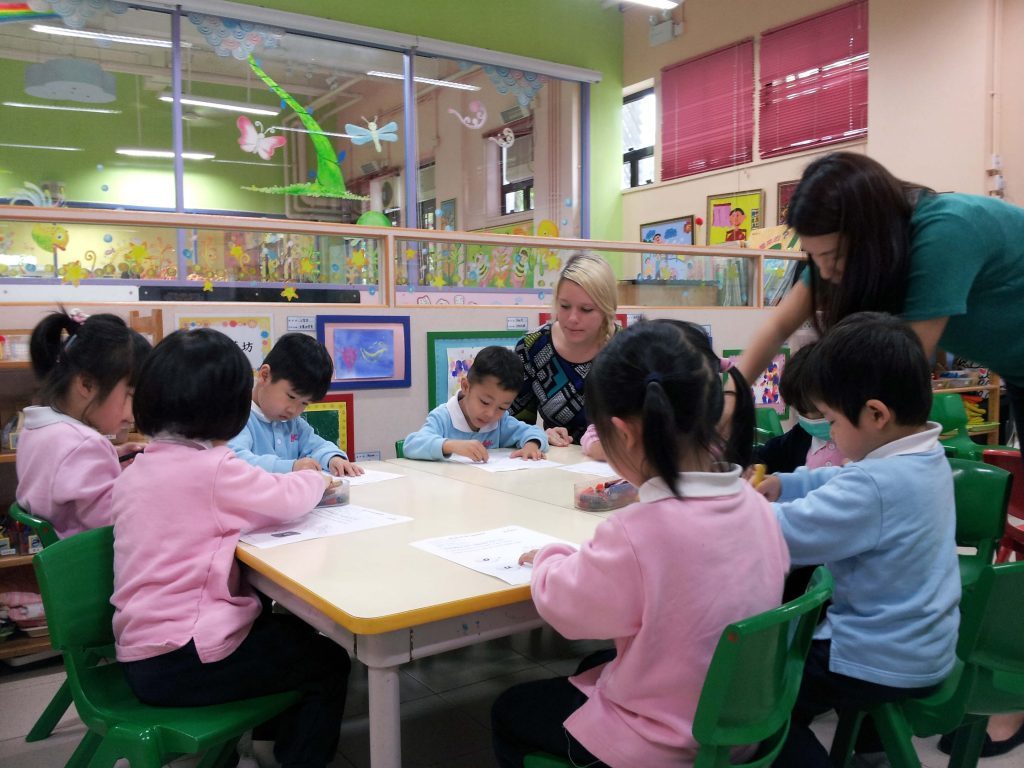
(0, 634), (52, 660)
(0, 453), (15, 464)
(932, 384), (999, 395)
(0, 554), (34, 569)
(0, 361), (30, 371)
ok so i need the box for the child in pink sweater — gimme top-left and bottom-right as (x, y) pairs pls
(16, 309), (151, 538)
(111, 328), (349, 768)
(492, 320), (790, 768)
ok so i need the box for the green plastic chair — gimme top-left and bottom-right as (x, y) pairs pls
(756, 409), (784, 439)
(829, 560), (1024, 768)
(7, 502), (68, 742)
(949, 458), (1011, 589)
(524, 567), (833, 768)
(395, 438), (405, 458)
(33, 525), (301, 768)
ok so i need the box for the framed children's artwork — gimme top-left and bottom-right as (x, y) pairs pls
(777, 180), (800, 226)
(300, 393), (355, 460)
(316, 315), (410, 391)
(723, 347), (791, 418)
(176, 314), (273, 369)
(706, 190), (764, 246)
(427, 330), (523, 410)
(638, 216), (695, 280)
(437, 198), (456, 231)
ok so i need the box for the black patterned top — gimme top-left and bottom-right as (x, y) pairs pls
(510, 323), (592, 444)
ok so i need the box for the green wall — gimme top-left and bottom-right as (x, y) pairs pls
(233, 0), (624, 240)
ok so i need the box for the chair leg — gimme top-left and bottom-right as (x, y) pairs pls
(65, 729), (102, 768)
(196, 738), (240, 768)
(829, 709), (865, 768)
(946, 717), (989, 768)
(26, 678), (73, 741)
(871, 705), (921, 768)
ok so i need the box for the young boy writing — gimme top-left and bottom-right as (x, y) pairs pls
(757, 312), (960, 767)
(229, 333), (363, 476)
(404, 346), (548, 462)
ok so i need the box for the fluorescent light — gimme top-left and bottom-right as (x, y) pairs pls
(0, 142), (81, 151)
(159, 94), (279, 116)
(116, 148), (214, 160)
(31, 24), (187, 49)
(366, 71), (480, 91)
(614, 0), (679, 9)
(271, 125), (350, 139)
(211, 159), (282, 167)
(3, 101), (121, 114)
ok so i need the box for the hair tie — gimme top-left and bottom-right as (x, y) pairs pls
(643, 372), (662, 386)
(719, 358), (733, 373)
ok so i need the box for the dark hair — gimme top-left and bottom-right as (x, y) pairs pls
(805, 312), (932, 427)
(30, 309), (151, 415)
(586, 320), (753, 497)
(730, 207), (745, 215)
(467, 346), (524, 392)
(788, 152), (933, 333)
(263, 333), (333, 400)
(778, 343), (818, 416)
(133, 328), (253, 441)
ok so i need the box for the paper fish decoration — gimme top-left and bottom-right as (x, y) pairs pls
(448, 100), (487, 129)
(345, 116), (398, 153)
(488, 127), (515, 149)
(237, 116), (286, 160)
(31, 223), (68, 252)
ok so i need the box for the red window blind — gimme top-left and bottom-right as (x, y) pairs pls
(661, 40), (754, 181)
(759, 0), (868, 159)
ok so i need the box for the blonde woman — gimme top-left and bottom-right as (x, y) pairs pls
(511, 253), (618, 447)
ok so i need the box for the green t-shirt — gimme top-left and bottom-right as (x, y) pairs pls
(802, 193), (1024, 384)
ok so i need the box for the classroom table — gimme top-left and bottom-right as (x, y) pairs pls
(389, 444), (621, 511)
(236, 460), (602, 768)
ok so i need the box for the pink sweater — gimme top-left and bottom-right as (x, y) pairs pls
(16, 407), (121, 539)
(531, 468), (790, 768)
(111, 440), (325, 664)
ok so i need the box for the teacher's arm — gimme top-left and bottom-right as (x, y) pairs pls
(907, 316), (949, 360)
(735, 279), (814, 385)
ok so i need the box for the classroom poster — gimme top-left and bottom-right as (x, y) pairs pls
(176, 315), (273, 369)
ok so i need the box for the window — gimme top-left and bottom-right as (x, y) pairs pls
(622, 88), (655, 188)
(660, 40), (753, 181)
(499, 126), (534, 216)
(759, 0), (868, 158)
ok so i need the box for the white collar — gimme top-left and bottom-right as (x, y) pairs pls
(810, 435), (828, 452)
(22, 405), (86, 430)
(864, 421), (942, 460)
(445, 393), (500, 433)
(638, 464), (745, 502)
(250, 400), (272, 423)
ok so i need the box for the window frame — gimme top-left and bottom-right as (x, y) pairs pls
(622, 87), (655, 189)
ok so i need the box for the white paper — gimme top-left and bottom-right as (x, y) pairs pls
(240, 504), (411, 549)
(345, 469), (404, 486)
(558, 460), (618, 477)
(446, 448), (562, 473)
(410, 525), (575, 585)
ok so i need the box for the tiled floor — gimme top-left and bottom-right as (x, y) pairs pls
(0, 627), (1021, 767)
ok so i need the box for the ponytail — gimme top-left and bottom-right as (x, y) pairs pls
(640, 376), (684, 496)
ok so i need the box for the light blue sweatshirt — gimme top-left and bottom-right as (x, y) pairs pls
(773, 423), (960, 688)
(403, 394), (548, 460)
(228, 402), (346, 474)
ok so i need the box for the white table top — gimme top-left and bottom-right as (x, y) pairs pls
(236, 461), (602, 635)
(388, 445), (620, 511)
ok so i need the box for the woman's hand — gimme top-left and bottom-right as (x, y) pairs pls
(545, 427), (572, 447)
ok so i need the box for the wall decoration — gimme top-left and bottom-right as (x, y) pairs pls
(427, 330), (522, 409)
(187, 13), (284, 59)
(437, 199), (456, 231)
(448, 100), (487, 129)
(482, 65), (545, 108)
(706, 190), (764, 246)
(345, 116), (399, 153)
(32, 0), (125, 30)
(638, 216), (696, 280)
(777, 180), (800, 226)
(488, 127), (515, 148)
(317, 315), (410, 391)
(723, 347), (790, 418)
(1, 3), (58, 23)
(301, 393), (354, 460)
(177, 314), (273, 370)
(237, 116), (286, 160)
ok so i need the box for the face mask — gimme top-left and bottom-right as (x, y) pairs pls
(798, 415), (833, 441)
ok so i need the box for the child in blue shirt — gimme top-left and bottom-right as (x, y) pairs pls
(404, 346), (547, 462)
(229, 333), (363, 476)
(757, 312), (960, 767)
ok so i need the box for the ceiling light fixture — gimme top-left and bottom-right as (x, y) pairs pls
(610, 0), (680, 9)
(31, 24), (187, 49)
(0, 142), (82, 152)
(115, 148), (214, 160)
(3, 100), (121, 114)
(158, 93), (279, 116)
(366, 71), (480, 91)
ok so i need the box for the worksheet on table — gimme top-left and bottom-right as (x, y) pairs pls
(241, 505), (412, 549)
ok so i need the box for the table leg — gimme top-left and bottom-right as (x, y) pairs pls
(367, 664), (402, 768)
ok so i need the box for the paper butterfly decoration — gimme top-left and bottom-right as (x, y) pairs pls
(447, 100), (487, 129)
(345, 116), (398, 153)
(488, 127), (515, 149)
(237, 115), (286, 160)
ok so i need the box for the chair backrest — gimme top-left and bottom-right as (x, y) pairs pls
(949, 457), (1011, 563)
(395, 439), (405, 459)
(755, 409), (784, 440)
(692, 567), (833, 761)
(8, 501), (59, 548)
(955, 560), (1024, 698)
(930, 393), (969, 434)
(982, 449), (1023, 519)
(32, 525), (115, 655)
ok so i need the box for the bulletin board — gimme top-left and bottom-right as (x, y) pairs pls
(300, 393), (355, 459)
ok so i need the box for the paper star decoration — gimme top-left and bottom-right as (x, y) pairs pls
(281, 285), (299, 301)
(202, 279), (214, 292)
(350, 249), (367, 268)
(299, 256), (316, 275)
(63, 261), (87, 287)
(429, 273), (447, 288)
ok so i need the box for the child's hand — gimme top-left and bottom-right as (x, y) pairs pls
(545, 427), (572, 447)
(511, 442), (546, 460)
(756, 475), (782, 502)
(329, 456), (365, 476)
(518, 549), (539, 566)
(293, 457), (320, 472)
(116, 441), (146, 467)
(582, 440), (606, 461)
(446, 440), (489, 462)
